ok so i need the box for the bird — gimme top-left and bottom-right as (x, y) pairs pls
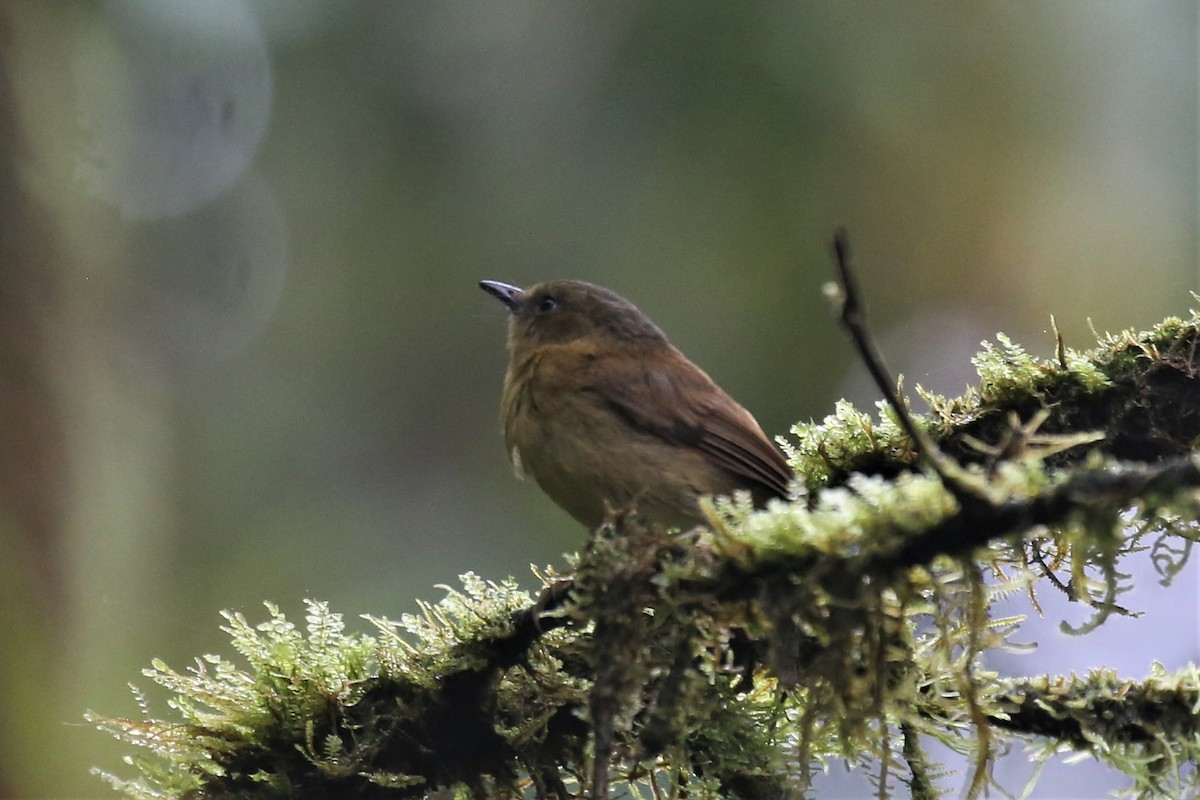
(479, 279), (792, 529)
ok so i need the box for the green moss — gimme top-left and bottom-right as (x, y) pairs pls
(789, 310), (1200, 493)
(998, 665), (1200, 799)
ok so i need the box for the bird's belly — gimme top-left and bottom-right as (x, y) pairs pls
(511, 405), (722, 529)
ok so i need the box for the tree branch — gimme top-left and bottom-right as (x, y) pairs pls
(90, 298), (1200, 799)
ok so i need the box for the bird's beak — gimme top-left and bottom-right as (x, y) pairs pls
(479, 280), (526, 313)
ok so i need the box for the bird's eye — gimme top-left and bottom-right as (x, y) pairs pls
(537, 295), (559, 313)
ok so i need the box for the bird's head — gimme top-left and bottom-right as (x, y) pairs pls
(479, 279), (668, 358)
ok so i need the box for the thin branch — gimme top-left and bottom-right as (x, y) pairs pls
(830, 230), (991, 505)
(709, 454), (1200, 602)
(830, 232), (949, 476)
(991, 673), (1200, 748)
(900, 722), (937, 800)
(881, 455), (1200, 572)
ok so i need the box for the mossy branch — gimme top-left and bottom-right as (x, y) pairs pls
(89, 308), (1200, 799)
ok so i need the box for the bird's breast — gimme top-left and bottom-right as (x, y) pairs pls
(503, 347), (602, 449)
(500, 349), (622, 515)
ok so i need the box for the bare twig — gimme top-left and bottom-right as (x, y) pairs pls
(830, 230), (990, 505)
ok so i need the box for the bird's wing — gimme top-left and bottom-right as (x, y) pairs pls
(585, 355), (793, 499)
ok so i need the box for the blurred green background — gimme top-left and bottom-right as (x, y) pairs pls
(0, 2), (1195, 797)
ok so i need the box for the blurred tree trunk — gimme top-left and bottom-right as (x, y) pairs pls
(0, 13), (68, 798)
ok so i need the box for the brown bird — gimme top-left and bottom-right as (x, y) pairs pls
(480, 279), (792, 529)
